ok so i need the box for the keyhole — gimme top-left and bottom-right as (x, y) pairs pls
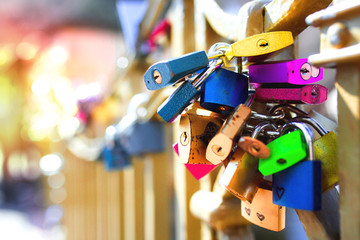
(180, 132), (189, 146)
(251, 145), (261, 152)
(153, 70), (162, 84)
(277, 158), (287, 164)
(300, 68), (310, 74)
(212, 145), (225, 156)
(257, 39), (269, 50)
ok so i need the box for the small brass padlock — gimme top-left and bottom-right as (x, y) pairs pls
(206, 104), (252, 164)
(179, 112), (223, 164)
(219, 148), (263, 203)
(241, 181), (286, 232)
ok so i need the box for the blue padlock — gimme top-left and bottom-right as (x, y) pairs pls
(103, 125), (131, 171)
(157, 59), (221, 122)
(272, 122), (322, 211)
(144, 51), (209, 90)
(200, 68), (248, 114)
(120, 120), (165, 156)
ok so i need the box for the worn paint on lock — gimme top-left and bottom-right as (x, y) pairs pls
(314, 131), (338, 192)
(249, 58), (323, 85)
(206, 104), (252, 165)
(225, 31), (294, 61)
(144, 51), (209, 90)
(219, 148), (263, 203)
(259, 130), (307, 176)
(255, 84), (328, 105)
(241, 182), (286, 232)
(179, 113), (223, 164)
(238, 136), (270, 159)
(157, 81), (200, 122)
(200, 68), (248, 114)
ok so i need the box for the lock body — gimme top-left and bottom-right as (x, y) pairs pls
(225, 31), (294, 61)
(179, 113), (223, 164)
(219, 149), (263, 203)
(272, 160), (322, 210)
(206, 104), (252, 164)
(241, 182), (286, 232)
(259, 130), (307, 176)
(314, 131), (338, 192)
(103, 141), (131, 171)
(255, 84), (328, 105)
(157, 81), (200, 122)
(121, 120), (165, 156)
(249, 58), (323, 85)
(200, 68), (248, 114)
(144, 51), (209, 90)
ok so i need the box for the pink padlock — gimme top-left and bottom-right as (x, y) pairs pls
(255, 84), (327, 105)
(249, 58), (323, 85)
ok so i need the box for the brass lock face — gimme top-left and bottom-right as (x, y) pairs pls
(179, 113), (223, 164)
(241, 181), (286, 232)
(206, 104), (252, 164)
(219, 148), (263, 203)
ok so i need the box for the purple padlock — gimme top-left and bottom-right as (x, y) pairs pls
(255, 84), (327, 105)
(249, 58), (323, 85)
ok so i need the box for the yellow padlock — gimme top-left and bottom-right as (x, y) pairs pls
(314, 131), (338, 192)
(225, 31), (294, 61)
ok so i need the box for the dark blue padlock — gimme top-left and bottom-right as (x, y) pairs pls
(157, 59), (221, 122)
(200, 68), (248, 114)
(103, 125), (132, 171)
(120, 120), (165, 156)
(272, 122), (322, 211)
(144, 51), (209, 90)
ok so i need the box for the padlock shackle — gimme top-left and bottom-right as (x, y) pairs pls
(288, 116), (329, 136)
(251, 122), (278, 139)
(269, 104), (308, 117)
(207, 42), (230, 59)
(251, 110), (285, 121)
(244, 93), (255, 107)
(281, 122), (314, 161)
(192, 59), (222, 89)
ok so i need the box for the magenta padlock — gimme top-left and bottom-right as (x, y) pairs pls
(249, 58), (323, 85)
(255, 84), (327, 105)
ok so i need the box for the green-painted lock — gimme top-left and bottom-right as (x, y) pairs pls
(258, 130), (307, 176)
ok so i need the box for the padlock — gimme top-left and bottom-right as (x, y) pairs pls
(178, 112), (223, 164)
(120, 120), (165, 156)
(249, 58), (323, 85)
(225, 31), (294, 61)
(258, 129), (308, 176)
(238, 122), (276, 159)
(254, 84), (328, 105)
(103, 125), (131, 171)
(241, 181), (286, 232)
(272, 122), (322, 211)
(157, 59), (222, 122)
(144, 51), (209, 90)
(206, 103), (252, 165)
(200, 67), (248, 114)
(288, 116), (338, 192)
(219, 147), (263, 203)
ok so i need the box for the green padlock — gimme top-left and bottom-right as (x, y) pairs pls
(258, 130), (307, 176)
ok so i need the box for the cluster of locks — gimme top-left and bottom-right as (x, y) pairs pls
(143, 31), (338, 231)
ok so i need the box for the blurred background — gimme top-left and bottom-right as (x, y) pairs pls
(0, 0), (336, 239)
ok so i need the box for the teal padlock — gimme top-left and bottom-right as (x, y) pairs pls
(258, 129), (307, 176)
